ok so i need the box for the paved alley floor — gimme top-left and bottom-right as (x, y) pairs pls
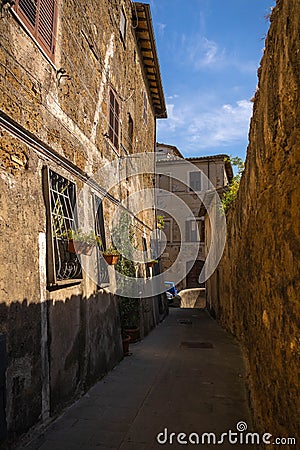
(19, 308), (254, 450)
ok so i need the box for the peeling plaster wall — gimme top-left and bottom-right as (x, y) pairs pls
(207, 0), (300, 442)
(0, 0), (158, 439)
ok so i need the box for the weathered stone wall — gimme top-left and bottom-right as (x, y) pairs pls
(0, 0), (160, 440)
(207, 0), (299, 443)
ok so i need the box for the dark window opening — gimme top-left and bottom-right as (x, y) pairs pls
(93, 195), (109, 286)
(189, 171), (201, 191)
(186, 219), (205, 242)
(128, 113), (133, 152)
(108, 89), (120, 150)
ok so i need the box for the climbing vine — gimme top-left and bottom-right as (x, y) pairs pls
(221, 156), (245, 213)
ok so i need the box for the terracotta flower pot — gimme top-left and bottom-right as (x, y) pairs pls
(68, 240), (93, 255)
(124, 327), (140, 343)
(103, 254), (119, 265)
(146, 261), (156, 268)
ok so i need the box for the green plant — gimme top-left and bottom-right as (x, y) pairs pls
(116, 256), (136, 277)
(221, 156), (245, 213)
(156, 214), (165, 230)
(118, 296), (140, 330)
(64, 228), (102, 246)
(102, 246), (120, 255)
(111, 212), (135, 258)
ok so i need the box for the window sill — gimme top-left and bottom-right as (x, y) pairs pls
(47, 279), (82, 291)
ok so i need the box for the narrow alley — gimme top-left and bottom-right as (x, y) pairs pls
(0, 0), (299, 448)
(18, 308), (253, 450)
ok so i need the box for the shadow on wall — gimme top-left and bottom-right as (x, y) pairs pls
(0, 292), (123, 445)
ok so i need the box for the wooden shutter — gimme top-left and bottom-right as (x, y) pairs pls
(14, 0), (57, 61)
(37, 0), (56, 53)
(189, 171), (201, 191)
(18, 0), (37, 27)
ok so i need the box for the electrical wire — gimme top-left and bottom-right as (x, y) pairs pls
(1, 1), (157, 235)
(0, 43), (135, 159)
(0, 73), (152, 236)
(0, 107), (154, 234)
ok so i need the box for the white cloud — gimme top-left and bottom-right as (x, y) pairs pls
(159, 103), (186, 133)
(187, 36), (225, 69)
(166, 94), (179, 100)
(157, 99), (253, 153)
(179, 34), (257, 74)
(157, 22), (167, 36)
(187, 100), (253, 148)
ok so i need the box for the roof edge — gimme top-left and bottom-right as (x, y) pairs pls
(133, 3), (167, 118)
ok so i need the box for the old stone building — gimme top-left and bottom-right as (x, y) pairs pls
(206, 0), (300, 443)
(0, 0), (166, 442)
(156, 143), (232, 291)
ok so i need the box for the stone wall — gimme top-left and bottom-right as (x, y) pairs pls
(207, 0), (299, 443)
(0, 0), (161, 441)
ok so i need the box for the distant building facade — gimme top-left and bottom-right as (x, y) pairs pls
(156, 143), (232, 291)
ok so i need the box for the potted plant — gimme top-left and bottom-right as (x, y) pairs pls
(157, 214), (165, 230)
(102, 247), (120, 265)
(146, 259), (158, 268)
(65, 229), (102, 255)
(118, 296), (140, 343)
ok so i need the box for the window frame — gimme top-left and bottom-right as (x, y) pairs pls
(189, 171), (201, 192)
(185, 218), (205, 243)
(119, 7), (127, 43)
(93, 194), (110, 288)
(127, 113), (133, 152)
(108, 88), (120, 150)
(158, 172), (172, 192)
(13, 0), (58, 63)
(43, 167), (83, 286)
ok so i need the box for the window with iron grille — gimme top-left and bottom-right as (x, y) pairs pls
(108, 89), (120, 150)
(14, 0), (57, 62)
(43, 168), (82, 284)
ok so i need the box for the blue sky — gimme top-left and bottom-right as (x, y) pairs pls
(149, 0), (275, 160)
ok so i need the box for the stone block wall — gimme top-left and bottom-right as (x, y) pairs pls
(0, 0), (161, 440)
(207, 0), (299, 442)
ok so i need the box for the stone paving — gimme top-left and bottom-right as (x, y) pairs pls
(18, 308), (255, 449)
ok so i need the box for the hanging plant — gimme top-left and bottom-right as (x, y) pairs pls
(102, 247), (120, 265)
(64, 229), (102, 256)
